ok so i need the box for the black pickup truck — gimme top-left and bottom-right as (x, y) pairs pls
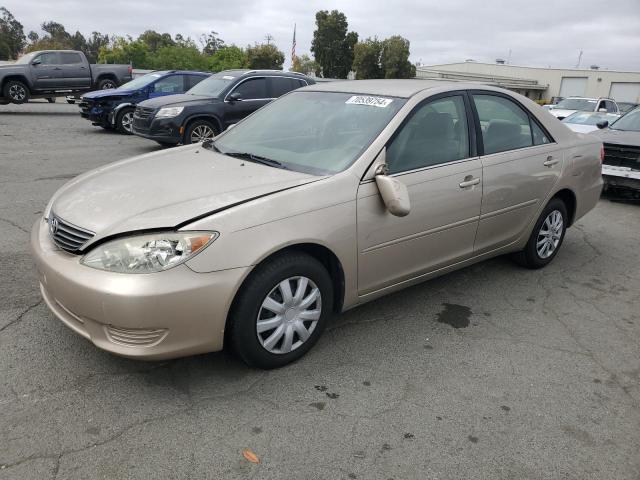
(0, 50), (132, 104)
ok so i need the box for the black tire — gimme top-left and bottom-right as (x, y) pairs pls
(66, 99), (76, 104)
(46, 97), (56, 103)
(183, 119), (218, 144)
(115, 107), (135, 134)
(514, 197), (568, 269)
(3, 80), (30, 104)
(229, 252), (334, 369)
(97, 78), (117, 90)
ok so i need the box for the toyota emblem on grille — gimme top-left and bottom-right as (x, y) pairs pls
(49, 217), (59, 235)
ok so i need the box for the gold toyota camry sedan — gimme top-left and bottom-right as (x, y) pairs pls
(31, 80), (603, 368)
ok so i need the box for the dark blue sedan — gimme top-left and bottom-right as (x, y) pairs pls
(78, 70), (210, 134)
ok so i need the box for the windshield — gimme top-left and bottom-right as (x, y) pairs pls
(562, 112), (617, 125)
(14, 52), (38, 65)
(610, 108), (640, 132)
(187, 74), (235, 97)
(554, 98), (597, 111)
(118, 72), (165, 90)
(213, 91), (406, 175)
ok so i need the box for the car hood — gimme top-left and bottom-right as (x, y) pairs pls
(82, 88), (136, 100)
(50, 145), (322, 242)
(549, 109), (577, 118)
(138, 93), (218, 109)
(564, 123), (598, 134)
(590, 128), (640, 146)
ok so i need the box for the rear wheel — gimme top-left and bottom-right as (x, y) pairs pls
(115, 107), (135, 134)
(184, 119), (218, 144)
(514, 198), (568, 269)
(46, 97), (56, 103)
(3, 80), (29, 104)
(97, 78), (117, 90)
(229, 252), (333, 369)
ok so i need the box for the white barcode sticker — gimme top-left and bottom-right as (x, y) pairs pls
(345, 95), (393, 107)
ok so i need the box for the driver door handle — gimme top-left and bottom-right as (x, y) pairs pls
(459, 176), (480, 188)
(543, 156), (559, 167)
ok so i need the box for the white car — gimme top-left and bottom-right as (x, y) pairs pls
(548, 97), (619, 120)
(561, 111), (621, 133)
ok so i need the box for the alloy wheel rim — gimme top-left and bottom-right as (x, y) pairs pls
(190, 125), (215, 143)
(256, 276), (322, 354)
(9, 84), (25, 101)
(102, 81), (116, 89)
(121, 112), (133, 132)
(536, 210), (563, 259)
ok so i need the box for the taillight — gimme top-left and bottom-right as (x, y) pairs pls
(600, 145), (605, 163)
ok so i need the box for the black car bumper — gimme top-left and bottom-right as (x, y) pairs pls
(132, 107), (183, 144)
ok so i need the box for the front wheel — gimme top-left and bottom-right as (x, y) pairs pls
(229, 252), (333, 369)
(46, 97), (56, 103)
(3, 80), (30, 104)
(514, 198), (568, 269)
(184, 119), (218, 144)
(115, 107), (135, 134)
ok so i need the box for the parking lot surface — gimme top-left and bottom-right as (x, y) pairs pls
(1, 102), (639, 479)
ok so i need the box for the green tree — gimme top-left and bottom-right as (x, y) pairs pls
(99, 36), (148, 67)
(208, 45), (247, 72)
(380, 35), (415, 79)
(352, 37), (383, 79)
(310, 10), (358, 78)
(26, 20), (74, 51)
(200, 31), (225, 55)
(291, 54), (318, 76)
(0, 7), (26, 59)
(245, 43), (284, 70)
(85, 32), (110, 63)
(138, 30), (174, 53)
(149, 43), (208, 70)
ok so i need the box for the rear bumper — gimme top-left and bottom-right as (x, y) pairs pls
(31, 218), (249, 360)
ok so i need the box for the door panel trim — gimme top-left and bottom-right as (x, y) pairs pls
(361, 215), (480, 253)
(478, 198), (538, 220)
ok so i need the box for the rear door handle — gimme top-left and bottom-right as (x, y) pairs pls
(459, 177), (480, 188)
(543, 156), (559, 167)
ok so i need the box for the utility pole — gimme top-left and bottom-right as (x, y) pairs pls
(264, 33), (274, 45)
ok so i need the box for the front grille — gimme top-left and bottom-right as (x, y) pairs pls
(48, 214), (95, 253)
(105, 325), (168, 348)
(603, 143), (640, 171)
(134, 106), (154, 120)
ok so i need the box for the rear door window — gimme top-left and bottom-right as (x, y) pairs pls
(473, 94), (534, 155)
(59, 52), (83, 64)
(269, 77), (298, 98)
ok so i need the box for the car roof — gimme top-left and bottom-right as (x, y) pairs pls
(303, 79), (497, 99)
(216, 69), (312, 79)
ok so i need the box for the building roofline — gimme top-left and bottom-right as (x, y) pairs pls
(419, 61), (640, 75)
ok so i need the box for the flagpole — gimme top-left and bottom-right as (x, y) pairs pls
(291, 23), (297, 71)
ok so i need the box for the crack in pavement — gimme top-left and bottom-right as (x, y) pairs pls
(0, 217), (29, 235)
(0, 300), (42, 334)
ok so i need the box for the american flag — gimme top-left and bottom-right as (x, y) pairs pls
(291, 24), (297, 64)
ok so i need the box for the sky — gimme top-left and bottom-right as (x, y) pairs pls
(3, 0), (640, 71)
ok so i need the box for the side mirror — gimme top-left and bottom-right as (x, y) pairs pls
(31, 59), (41, 66)
(596, 120), (609, 129)
(374, 164), (411, 217)
(227, 92), (243, 102)
(598, 108), (607, 113)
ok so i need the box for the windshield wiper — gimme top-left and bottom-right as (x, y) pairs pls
(224, 151), (286, 169)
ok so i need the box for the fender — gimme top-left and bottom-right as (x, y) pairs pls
(110, 102), (136, 125)
(182, 113), (223, 133)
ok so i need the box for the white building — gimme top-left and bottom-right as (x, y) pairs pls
(416, 61), (640, 104)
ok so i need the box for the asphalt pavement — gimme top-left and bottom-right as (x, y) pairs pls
(1, 101), (639, 479)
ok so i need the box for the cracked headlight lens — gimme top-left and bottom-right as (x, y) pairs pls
(81, 231), (218, 273)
